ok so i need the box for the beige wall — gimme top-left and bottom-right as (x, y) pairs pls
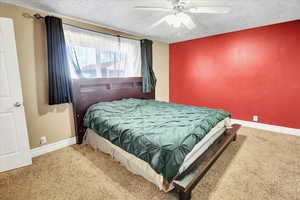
(153, 42), (169, 102)
(0, 2), (169, 149)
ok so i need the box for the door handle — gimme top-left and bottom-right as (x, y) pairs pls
(14, 102), (22, 107)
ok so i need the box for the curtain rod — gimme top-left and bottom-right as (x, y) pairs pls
(32, 13), (142, 42)
(63, 23), (141, 41)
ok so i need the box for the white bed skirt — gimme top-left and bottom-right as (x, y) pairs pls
(83, 118), (230, 192)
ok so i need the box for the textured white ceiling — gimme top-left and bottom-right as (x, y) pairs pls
(1, 0), (300, 43)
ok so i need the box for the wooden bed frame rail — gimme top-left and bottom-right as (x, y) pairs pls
(71, 77), (240, 200)
(173, 124), (240, 200)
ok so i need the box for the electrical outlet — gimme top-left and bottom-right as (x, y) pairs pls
(253, 115), (258, 122)
(40, 136), (47, 145)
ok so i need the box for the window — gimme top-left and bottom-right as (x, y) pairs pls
(63, 25), (141, 79)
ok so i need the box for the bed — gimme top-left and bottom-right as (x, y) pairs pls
(72, 77), (239, 200)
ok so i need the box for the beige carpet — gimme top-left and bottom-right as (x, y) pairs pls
(0, 127), (299, 200)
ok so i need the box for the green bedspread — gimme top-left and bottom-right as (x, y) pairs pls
(84, 99), (230, 182)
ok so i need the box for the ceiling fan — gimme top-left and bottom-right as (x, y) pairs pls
(134, 0), (231, 29)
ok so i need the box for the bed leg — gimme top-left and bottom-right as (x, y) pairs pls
(179, 189), (191, 200)
(233, 134), (237, 142)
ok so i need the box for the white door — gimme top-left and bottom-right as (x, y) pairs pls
(0, 18), (32, 172)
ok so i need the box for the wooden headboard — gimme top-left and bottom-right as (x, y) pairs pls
(72, 77), (155, 144)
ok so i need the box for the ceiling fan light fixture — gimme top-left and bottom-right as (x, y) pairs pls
(164, 12), (195, 29)
(166, 14), (182, 28)
(178, 12), (196, 29)
(178, 13), (189, 22)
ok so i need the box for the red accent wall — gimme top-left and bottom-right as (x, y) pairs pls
(170, 20), (300, 129)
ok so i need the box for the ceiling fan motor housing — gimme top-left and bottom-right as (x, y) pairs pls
(172, 0), (189, 13)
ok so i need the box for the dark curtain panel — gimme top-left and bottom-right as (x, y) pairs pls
(45, 16), (73, 105)
(141, 39), (156, 93)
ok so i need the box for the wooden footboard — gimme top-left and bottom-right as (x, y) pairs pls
(173, 124), (241, 200)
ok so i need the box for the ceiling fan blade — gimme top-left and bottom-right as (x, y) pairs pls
(178, 13), (196, 30)
(148, 16), (169, 30)
(134, 6), (172, 12)
(188, 7), (231, 14)
(187, 1), (234, 7)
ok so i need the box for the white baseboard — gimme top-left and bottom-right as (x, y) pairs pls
(231, 119), (300, 136)
(31, 137), (76, 158)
